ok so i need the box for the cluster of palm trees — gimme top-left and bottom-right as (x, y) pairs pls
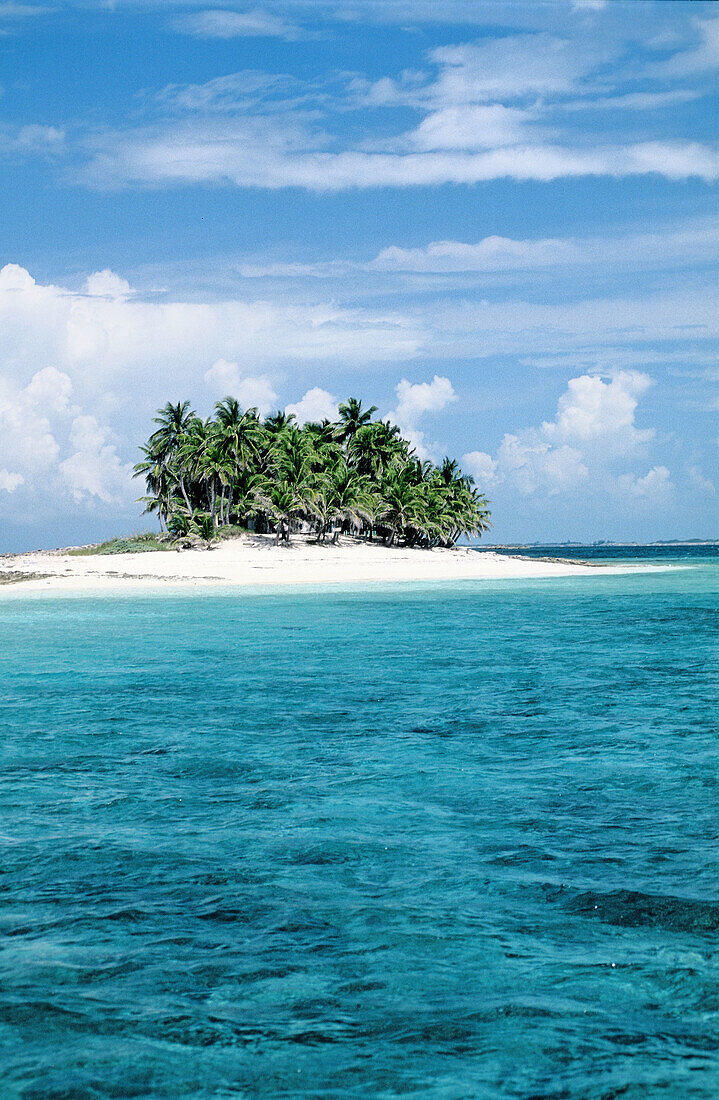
(133, 396), (491, 547)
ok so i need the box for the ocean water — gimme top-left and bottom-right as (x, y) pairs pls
(1, 550), (718, 1099)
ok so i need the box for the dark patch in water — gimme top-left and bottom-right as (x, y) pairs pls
(550, 886), (719, 933)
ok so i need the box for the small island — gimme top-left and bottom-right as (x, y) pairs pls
(133, 396), (492, 548)
(0, 398), (630, 593)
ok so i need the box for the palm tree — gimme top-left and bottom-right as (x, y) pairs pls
(337, 397), (377, 442)
(347, 420), (405, 479)
(192, 513), (218, 550)
(215, 397), (263, 523)
(379, 468), (426, 546)
(312, 461), (372, 542)
(150, 400), (195, 455)
(264, 410), (296, 436)
(136, 394), (491, 546)
(266, 480), (310, 544)
(179, 419), (231, 528)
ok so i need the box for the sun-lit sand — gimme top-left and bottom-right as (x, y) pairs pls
(0, 533), (630, 596)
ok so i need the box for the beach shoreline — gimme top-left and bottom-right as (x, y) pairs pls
(0, 533), (655, 597)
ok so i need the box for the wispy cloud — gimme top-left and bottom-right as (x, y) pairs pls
(648, 15), (719, 78)
(173, 8), (306, 41)
(0, 3), (49, 16)
(0, 122), (65, 158)
(69, 18), (719, 192)
(371, 216), (719, 273)
(80, 125), (719, 190)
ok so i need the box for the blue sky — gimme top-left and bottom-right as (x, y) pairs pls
(1, 0), (718, 549)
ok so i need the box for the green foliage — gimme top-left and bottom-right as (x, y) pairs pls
(68, 534), (171, 556)
(133, 394), (491, 547)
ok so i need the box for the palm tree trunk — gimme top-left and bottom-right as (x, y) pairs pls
(179, 477), (192, 515)
(210, 481), (217, 528)
(227, 479), (234, 525)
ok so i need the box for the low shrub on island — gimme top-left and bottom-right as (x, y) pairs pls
(134, 397), (491, 547)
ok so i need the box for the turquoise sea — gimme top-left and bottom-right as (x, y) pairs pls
(1, 547), (718, 1099)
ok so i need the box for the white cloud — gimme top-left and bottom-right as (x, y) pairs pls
(495, 434), (588, 496)
(393, 375), (456, 427)
(543, 370), (654, 455)
(0, 469), (23, 494)
(373, 233), (576, 272)
(426, 33), (603, 103)
(616, 465), (674, 504)
(388, 375), (456, 461)
(462, 449), (498, 485)
(84, 270), (132, 298)
(372, 217), (719, 274)
(649, 15), (719, 77)
(465, 372), (660, 499)
(406, 104), (533, 151)
(83, 122), (719, 190)
(0, 264), (422, 393)
(0, 366), (130, 509)
(59, 415), (133, 505)
(173, 8), (304, 41)
(0, 371), (65, 477)
(688, 465), (715, 494)
(286, 386), (338, 424)
(68, 18), (719, 194)
(204, 358), (278, 415)
(22, 365), (74, 413)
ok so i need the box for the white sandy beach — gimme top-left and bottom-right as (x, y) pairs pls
(0, 534), (626, 596)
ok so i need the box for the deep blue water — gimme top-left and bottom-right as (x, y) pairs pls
(1, 553), (719, 1098)
(479, 543), (719, 566)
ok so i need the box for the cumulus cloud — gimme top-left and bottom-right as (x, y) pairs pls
(462, 450), (497, 486)
(286, 386), (339, 424)
(616, 465), (674, 504)
(0, 264), (424, 529)
(463, 371), (661, 498)
(59, 415), (133, 505)
(543, 370), (654, 455)
(0, 366), (130, 509)
(0, 264), (422, 392)
(393, 375), (456, 427)
(84, 270), (132, 298)
(0, 469), (24, 494)
(0, 370), (65, 480)
(204, 358), (278, 415)
(388, 375), (456, 461)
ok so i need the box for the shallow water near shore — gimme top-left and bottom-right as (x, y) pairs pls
(1, 551), (718, 1098)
